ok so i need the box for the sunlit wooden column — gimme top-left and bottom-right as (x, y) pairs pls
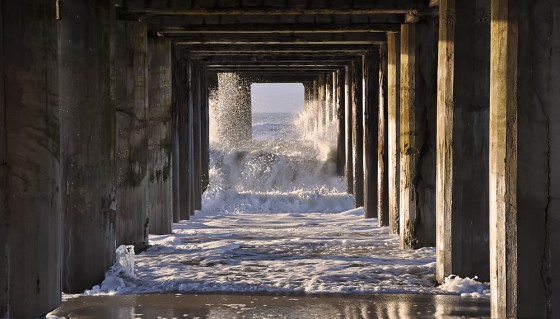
(489, 0), (560, 317)
(387, 32), (401, 234)
(399, 18), (438, 249)
(435, 0), (490, 284)
(378, 43), (389, 226)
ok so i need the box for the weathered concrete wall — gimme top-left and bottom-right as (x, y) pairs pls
(352, 58), (365, 208)
(58, 0), (117, 293)
(436, 0), (490, 283)
(364, 51), (380, 219)
(336, 68), (346, 177)
(378, 44), (389, 226)
(147, 38), (173, 235)
(345, 65), (354, 194)
(387, 33), (401, 235)
(1, 1), (62, 316)
(115, 21), (149, 248)
(399, 20), (438, 249)
(490, 0), (560, 317)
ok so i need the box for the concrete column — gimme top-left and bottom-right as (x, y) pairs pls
(399, 20), (438, 249)
(192, 62), (202, 211)
(345, 65), (354, 194)
(200, 68), (210, 194)
(0, 3), (5, 313)
(147, 38), (173, 235)
(436, 0), (490, 284)
(364, 51), (380, 219)
(171, 49), (181, 223)
(187, 59), (195, 217)
(58, 0), (117, 293)
(353, 58), (365, 208)
(378, 44), (390, 226)
(115, 21), (149, 247)
(336, 68), (346, 177)
(1, 1), (61, 316)
(173, 48), (192, 221)
(387, 33), (401, 235)
(490, 0), (560, 317)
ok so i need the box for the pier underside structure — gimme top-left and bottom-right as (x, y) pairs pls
(1, 0), (559, 318)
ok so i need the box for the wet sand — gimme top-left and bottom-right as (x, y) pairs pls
(50, 293), (490, 318)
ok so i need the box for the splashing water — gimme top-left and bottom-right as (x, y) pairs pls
(204, 77), (353, 214)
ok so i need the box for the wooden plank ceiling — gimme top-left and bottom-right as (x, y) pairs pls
(118, 0), (435, 80)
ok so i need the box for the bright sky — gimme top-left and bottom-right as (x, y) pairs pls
(251, 83), (304, 113)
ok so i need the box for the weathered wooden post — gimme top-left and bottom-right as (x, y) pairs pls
(399, 17), (438, 249)
(387, 32), (401, 234)
(378, 44), (389, 225)
(147, 38), (173, 235)
(436, 0), (490, 283)
(489, 0), (560, 317)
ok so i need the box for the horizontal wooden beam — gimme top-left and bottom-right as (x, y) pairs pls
(215, 70), (334, 74)
(150, 23), (400, 34)
(176, 44), (374, 53)
(208, 67), (340, 71)
(206, 62), (349, 68)
(119, 1), (430, 16)
(195, 55), (358, 63)
(158, 32), (386, 45)
(145, 14), (405, 29)
(191, 52), (364, 58)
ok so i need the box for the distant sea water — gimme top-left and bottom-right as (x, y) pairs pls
(251, 112), (301, 141)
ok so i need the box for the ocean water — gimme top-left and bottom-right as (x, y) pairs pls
(252, 112), (302, 141)
(75, 108), (489, 299)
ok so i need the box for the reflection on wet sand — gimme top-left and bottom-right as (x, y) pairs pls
(51, 293), (490, 318)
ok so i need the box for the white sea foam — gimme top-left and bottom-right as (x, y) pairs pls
(439, 275), (491, 298)
(75, 99), (489, 298)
